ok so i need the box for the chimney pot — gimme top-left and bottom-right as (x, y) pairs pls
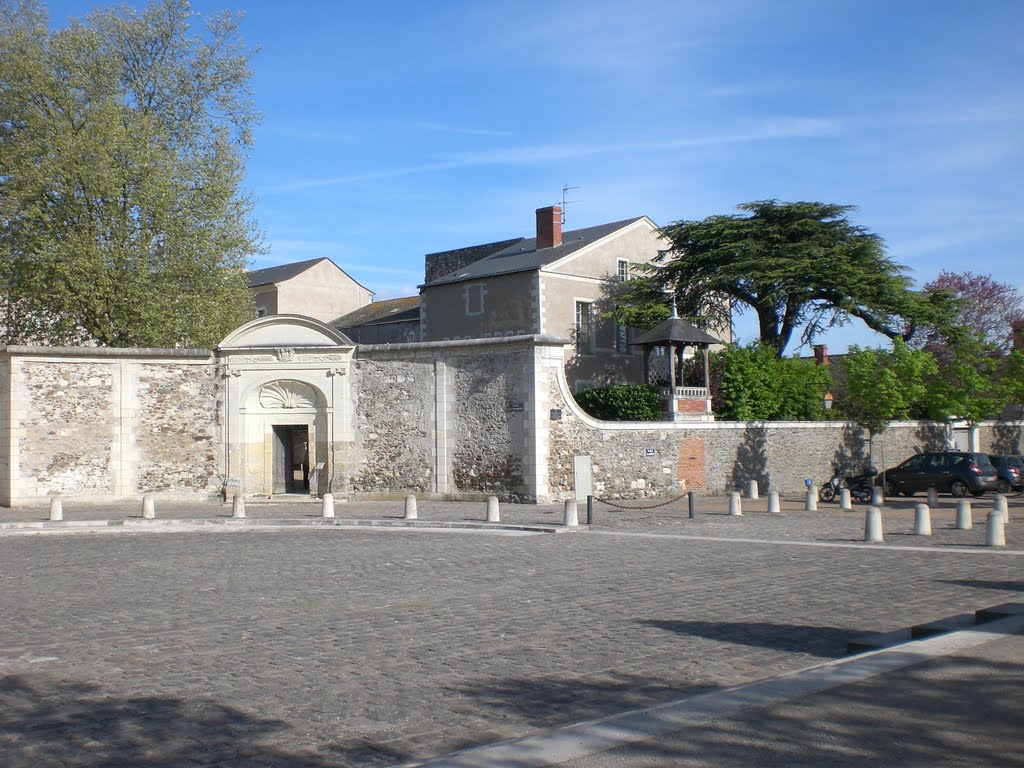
(536, 206), (562, 250)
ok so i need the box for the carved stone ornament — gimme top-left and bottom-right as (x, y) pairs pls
(259, 380), (317, 409)
(298, 354), (347, 362)
(275, 347), (296, 362)
(235, 355), (276, 364)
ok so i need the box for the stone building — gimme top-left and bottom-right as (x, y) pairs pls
(247, 257), (373, 323)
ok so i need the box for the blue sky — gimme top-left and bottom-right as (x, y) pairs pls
(46, 0), (1023, 352)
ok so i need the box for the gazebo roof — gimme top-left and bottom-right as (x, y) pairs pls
(633, 316), (722, 347)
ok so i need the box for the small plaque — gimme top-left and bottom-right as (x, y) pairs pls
(550, 408), (563, 421)
(508, 402), (524, 412)
(645, 448), (656, 457)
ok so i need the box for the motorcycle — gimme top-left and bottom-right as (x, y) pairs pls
(819, 466), (877, 504)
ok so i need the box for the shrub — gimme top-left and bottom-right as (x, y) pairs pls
(574, 384), (662, 421)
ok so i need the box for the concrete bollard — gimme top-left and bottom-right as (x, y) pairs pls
(927, 486), (938, 507)
(231, 494), (245, 519)
(747, 480), (759, 500)
(839, 488), (852, 510)
(805, 490), (817, 512)
(993, 495), (1009, 525)
(728, 491), (743, 516)
(914, 503), (932, 536)
(955, 498), (973, 530)
(871, 486), (884, 506)
(865, 506), (884, 543)
(563, 499), (579, 527)
(321, 493), (335, 519)
(49, 497), (63, 521)
(986, 509), (1006, 547)
(768, 491), (780, 514)
(404, 494), (417, 520)
(142, 496), (155, 519)
(486, 496), (500, 523)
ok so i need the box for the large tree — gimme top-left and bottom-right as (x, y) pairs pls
(0, 0), (260, 347)
(628, 200), (952, 357)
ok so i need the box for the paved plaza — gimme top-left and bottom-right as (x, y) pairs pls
(1, 493), (1022, 766)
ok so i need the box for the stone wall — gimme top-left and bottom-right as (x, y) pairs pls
(1, 348), (220, 505)
(546, 363), (1024, 499)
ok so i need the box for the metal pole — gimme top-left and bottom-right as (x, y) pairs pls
(688, 491), (695, 519)
(587, 495), (594, 525)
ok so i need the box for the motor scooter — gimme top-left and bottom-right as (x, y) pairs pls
(819, 466), (876, 503)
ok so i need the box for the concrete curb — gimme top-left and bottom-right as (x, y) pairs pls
(393, 607), (1024, 768)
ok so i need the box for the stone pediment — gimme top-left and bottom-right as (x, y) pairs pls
(218, 315), (353, 350)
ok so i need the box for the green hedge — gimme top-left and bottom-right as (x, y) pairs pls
(574, 384), (662, 421)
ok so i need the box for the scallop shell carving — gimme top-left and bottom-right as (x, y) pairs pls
(259, 381), (317, 409)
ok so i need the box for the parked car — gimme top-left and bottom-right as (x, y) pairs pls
(877, 451), (999, 498)
(988, 454), (1024, 494)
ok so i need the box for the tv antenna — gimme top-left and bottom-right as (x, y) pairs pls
(560, 185), (582, 224)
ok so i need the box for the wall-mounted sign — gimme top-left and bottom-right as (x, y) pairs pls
(550, 408), (563, 421)
(507, 402), (524, 412)
(644, 448), (656, 457)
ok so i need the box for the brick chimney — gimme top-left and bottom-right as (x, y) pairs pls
(813, 344), (829, 365)
(536, 206), (562, 250)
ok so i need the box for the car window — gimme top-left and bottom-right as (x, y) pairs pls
(928, 454), (946, 469)
(946, 454), (965, 469)
(901, 455), (926, 470)
(1009, 457), (1024, 470)
(975, 454), (995, 470)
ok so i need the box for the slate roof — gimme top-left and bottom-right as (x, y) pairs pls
(422, 217), (648, 287)
(331, 296), (420, 329)
(633, 316), (723, 347)
(247, 257), (372, 294)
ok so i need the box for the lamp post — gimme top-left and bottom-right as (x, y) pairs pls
(823, 392), (834, 413)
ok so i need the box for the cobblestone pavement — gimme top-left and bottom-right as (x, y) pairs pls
(0, 495), (1021, 767)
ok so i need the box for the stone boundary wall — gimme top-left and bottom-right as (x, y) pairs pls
(351, 336), (559, 501)
(0, 347), (221, 506)
(546, 363), (1024, 499)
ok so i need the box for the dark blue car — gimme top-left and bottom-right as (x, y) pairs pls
(878, 451), (999, 498)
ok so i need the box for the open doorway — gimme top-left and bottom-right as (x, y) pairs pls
(271, 424), (309, 494)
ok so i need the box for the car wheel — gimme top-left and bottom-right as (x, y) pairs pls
(996, 479), (1011, 494)
(950, 480), (969, 498)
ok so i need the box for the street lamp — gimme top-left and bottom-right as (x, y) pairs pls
(823, 392), (834, 412)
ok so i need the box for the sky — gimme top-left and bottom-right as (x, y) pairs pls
(44, 0), (1024, 352)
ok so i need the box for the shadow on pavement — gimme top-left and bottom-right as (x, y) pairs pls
(939, 579), (1024, 592)
(641, 619), (852, 657)
(0, 672), (415, 768)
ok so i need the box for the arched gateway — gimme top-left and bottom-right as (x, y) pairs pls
(218, 315), (355, 498)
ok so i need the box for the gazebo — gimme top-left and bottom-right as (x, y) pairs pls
(633, 311), (722, 422)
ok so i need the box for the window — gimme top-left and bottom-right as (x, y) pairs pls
(256, 307), (267, 318)
(617, 259), (629, 282)
(575, 301), (595, 355)
(464, 284), (486, 316)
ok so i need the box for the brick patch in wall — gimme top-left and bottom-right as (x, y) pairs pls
(678, 436), (706, 490)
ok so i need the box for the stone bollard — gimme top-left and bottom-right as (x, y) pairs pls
(729, 492), (743, 516)
(914, 503), (932, 536)
(563, 499), (579, 527)
(49, 497), (63, 522)
(839, 488), (852, 510)
(927, 486), (938, 507)
(404, 494), (417, 520)
(231, 494), (246, 518)
(486, 496), (500, 523)
(955, 498), (973, 530)
(805, 490), (817, 512)
(768, 491), (780, 514)
(321, 493), (335, 519)
(747, 480), (759, 500)
(871, 486), (885, 506)
(142, 495), (155, 519)
(993, 495), (1009, 525)
(986, 509), (1006, 547)
(865, 506), (884, 543)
